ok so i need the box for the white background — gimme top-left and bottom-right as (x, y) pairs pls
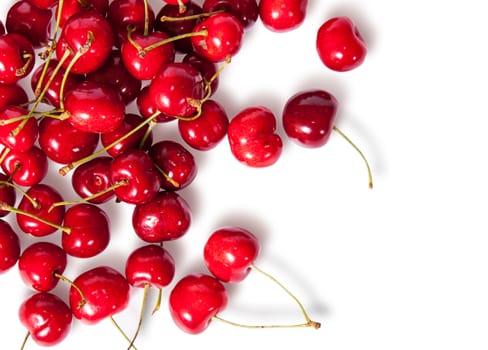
(1, 0), (488, 349)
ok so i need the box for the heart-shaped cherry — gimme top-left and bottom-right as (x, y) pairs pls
(316, 16), (367, 72)
(0, 219), (20, 273)
(259, 0), (308, 32)
(227, 105), (283, 167)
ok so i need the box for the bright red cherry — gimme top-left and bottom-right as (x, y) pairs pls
(0, 83), (28, 110)
(227, 106), (283, 167)
(169, 273), (228, 334)
(71, 156), (115, 204)
(1, 145), (48, 187)
(136, 86), (175, 123)
(203, 226), (260, 283)
(56, 0), (109, 28)
(0, 219), (20, 273)
(259, 0), (308, 32)
(69, 266), (130, 324)
(191, 12), (244, 62)
(18, 292), (73, 347)
(316, 16), (367, 72)
(202, 0), (259, 29)
(132, 191), (191, 242)
(0, 33), (35, 84)
(18, 242), (67, 292)
(0, 105), (38, 153)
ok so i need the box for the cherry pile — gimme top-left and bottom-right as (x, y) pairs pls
(0, 0), (372, 348)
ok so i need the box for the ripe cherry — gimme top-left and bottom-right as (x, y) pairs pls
(0, 33), (35, 84)
(25, 0), (58, 9)
(18, 292), (72, 347)
(169, 273), (228, 334)
(0, 105), (38, 153)
(202, 0), (259, 29)
(0, 219), (20, 273)
(18, 241), (67, 292)
(316, 16), (367, 72)
(227, 106), (283, 167)
(136, 86), (175, 123)
(56, 0), (109, 29)
(259, 0), (308, 32)
(0, 83), (28, 110)
(182, 52), (219, 97)
(71, 156), (115, 204)
(0, 145), (48, 187)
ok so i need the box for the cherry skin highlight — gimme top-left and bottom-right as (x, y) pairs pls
(259, 0), (308, 32)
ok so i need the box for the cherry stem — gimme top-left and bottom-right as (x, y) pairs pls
(0, 114), (34, 127)
(0, 181), (39, 208)
(19, 331), (30, 350)
(153, 163), (180, 189)
(138, 119), (156, 150)
(0, 147), (10, 166)
(58, 111), (161, 176)
(159, 10), (224, 23)
(0, 202), (71, 234)
(54, 272), (86, 309)
(126, 284), (150, 350)
(332, 126), (373, 189)
(143, 0), (149, 36)
(212, 315), (320, 329)
(152, 288), (163, 315)
(177, 0), (186, 13)
(203, 55), (231, 99)
(110, 316), (139, 350)
(16, 54), (33, 77)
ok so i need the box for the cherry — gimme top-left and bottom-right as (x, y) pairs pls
(0, 145), (48, 187)
(18, 241), (67, 292)
(191, 12), (244, 63)
(148, 140), (197, 190)
(63, 80), (126, 134)
(61, 203), (110, 258)
(0, 173), (16, 217)
(168, 273), (228, 334)
(0, 105), (39, 153)
(38, 117), (100, 165)
(25, 0), (58, 9)
(178, 99), (229, 151)
(132, 191), (191, 242)
(0, 83), (28, 110)
(0, 32), (35, 84)
(56, 0), (109, 29)
(5, 0), (52, 48)
(203, 226), (259, 283)
(227, 105), (283, 168)
(202, 0), (259, 29)
(282, 89), (373, 188)
(182, 52), (219, 97)
(69, 265), (130, 324)
(110, 148), (162, 205)
(148, 62), (205, 118)
(259, 0), (308, 32)
(71, 156), (115, 204)
(316, 16), (367, 72)
(0, 20), (4, 35)
(18, 292), (72, 347)
(136, 86), (175, 123)
(0, 219), (20, 273)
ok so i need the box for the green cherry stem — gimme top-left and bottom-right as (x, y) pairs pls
(126, 284), (150, 350)
(0, 181), (39, 208)
(110, 316), (139, 350)
(159, 10), (224, 22)
(19, 331), (30, 350)
(53, 272), (86, 309)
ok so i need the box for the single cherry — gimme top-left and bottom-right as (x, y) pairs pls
(1, 145), (48, 187)
(71, 156), (115, 204)
(259, 0), (308, 32)
(202, 0), (259, 29)
(0, 83), (28, 110)
(136, 86), (175, 123)
(0, 219), (20, 273)
(0, 105), (38, 153)
(56, 0), (109, 29)
(0, 33), (35, 84)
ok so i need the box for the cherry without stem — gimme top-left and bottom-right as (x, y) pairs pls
(259, 0), (308, 32)
(0, 219), (20, 273)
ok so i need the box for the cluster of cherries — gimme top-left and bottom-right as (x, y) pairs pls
(0, 0), (371, 348)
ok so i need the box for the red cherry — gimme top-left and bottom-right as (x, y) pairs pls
(316, 16), (367, 72)
(148, 140), (197, 191)
(38, 117), (100, 165)
(132, 191), (191, 242)
(71, 156), (115, 204)
(0, 83), (28, 110)
(202, 0), (259, 29)
(63, 80), (126, 134)
(0, 219), (20, 273)
(0, 173), (16, 217)
(191, 12), (244, 63)
(169, 273), (228, 334)
(61, 203), (110, 258)
(56, 0), (109, 29)
(0, 105), (38, 153)
(0, 145), (48, 187)
(259, 0), (308, 32)
(25, 0), (58, 9)
(0, 33), (35, 84)
(18, 292), (72, 347)
(69, 266), (130, 324)
(203, 226), (260, 283)
(136, 86), (175, 123)
(178, 99), (229, 151)
(18, 242), (67, 292)
(0, 20), (4, 35)
(227, 106), (283, 167)
(182, 52), (219, 96)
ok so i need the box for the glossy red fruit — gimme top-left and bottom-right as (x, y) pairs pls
(18, 292), (73, 347)
(191, 12), (244, 62)
(18, 242), (67, 291)
(63, 80), (126, 134)
(0, 105), (38, 153)
(259, 0), (307, 32)
(148, 140), (197, 191)
(0, 219), (20, 273)
(56, 0), (109, 29)
(182, 52), (219, 97)
(0, 83), (28, 110)
(136, 86), (175, 123)
(203, 226), (260, 283)
(69, 266), (130, 324)
(132, 191), (191, 242)
(0, 173), (16, 217)
(125, 244), (175, 288)
(61, 203), (110, 258)
(1, 145), (48, 187)
(227, 106), (283, 167)
(178, 99), (229, 151)
(169, 273), (228, 334)
(71, 156), (115, 204)
(282, 89), (339, 147)
(316, 16), (367, 72)
(0, 33), (35, 84)
(202, 0), (259, 28)
(26, 0), (58, 9)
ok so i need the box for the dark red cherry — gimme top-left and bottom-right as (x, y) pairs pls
(227, 106), (283, 167)
(71, 156), (115, 204)
(0, 219), (20, 273)
(25, 0), (58, 9)
(38, 117), (100, 165)
(1, 145), (48, 187)
(0, 83), (28, 110)
(259, 0), (308, 32)
(182, 52), (219, 96)
(178, 99), (229, 151)
(69, 266), (130, 324)
(316, 16), (367, 72)
(203, 226), (260, 283)
(18, 292), (73, 347)
(18, 241), (67, 292)
(148, 140), (197, 191)
(132, 191), (191, 242)
(0, 105), (38, 153)
(191, 12), (244, 62)
(0, 173), (16, 217)
(56, 0), (109, 28)
(136, 86), (175, 123)
(169, 273), (228, 334)
(61, 203), (110, 258)
(202, 0), (259, 28)
(0, 33), (35, 84)
(0, 20), (4, 35)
